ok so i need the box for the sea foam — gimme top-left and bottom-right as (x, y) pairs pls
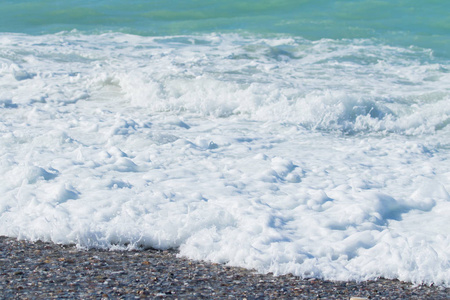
(0, 33), (449, 286)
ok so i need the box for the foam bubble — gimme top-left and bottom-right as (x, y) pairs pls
(0, 32), (449, 286)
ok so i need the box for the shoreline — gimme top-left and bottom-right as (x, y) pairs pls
(0, 236), (448, 299)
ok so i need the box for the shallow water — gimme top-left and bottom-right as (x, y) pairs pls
(2, 0), (450, 58)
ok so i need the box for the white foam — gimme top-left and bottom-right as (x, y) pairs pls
(0, 32), (449, 286)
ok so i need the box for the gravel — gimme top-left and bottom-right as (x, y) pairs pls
(0, 236), (448, 299)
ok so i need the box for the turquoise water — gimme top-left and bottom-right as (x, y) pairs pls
(1, 0), (449, 58)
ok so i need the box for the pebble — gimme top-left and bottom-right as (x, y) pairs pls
(0, 236), (449, 299)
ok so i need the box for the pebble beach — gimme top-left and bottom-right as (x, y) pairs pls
(1, 236), (448, 299)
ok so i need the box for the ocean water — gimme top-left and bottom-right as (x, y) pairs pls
(1, 0), (449, 286)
